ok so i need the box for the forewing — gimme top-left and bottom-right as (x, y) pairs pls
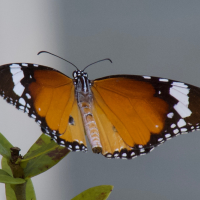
(0, 63), (87, 152)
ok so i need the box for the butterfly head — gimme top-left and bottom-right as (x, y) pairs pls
(73, 70), (88, 79)
(73, 70), (91, 93)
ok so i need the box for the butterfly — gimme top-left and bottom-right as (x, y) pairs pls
(0, 53), (200, 159)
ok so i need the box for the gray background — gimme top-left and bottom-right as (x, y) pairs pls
(1, 1), (200, 199)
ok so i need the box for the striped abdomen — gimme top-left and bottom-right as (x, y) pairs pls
(74, 71), (102, 153)
(78, 101), (102, 153)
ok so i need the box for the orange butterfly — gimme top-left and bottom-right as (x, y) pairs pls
(0, 53), (199, 159)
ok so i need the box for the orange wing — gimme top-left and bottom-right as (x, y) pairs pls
(91, 75), (200, 159)
(0, 63), (87, 152)
(29, 69), (74, 133)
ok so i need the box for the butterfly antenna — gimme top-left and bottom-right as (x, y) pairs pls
(37, 51), (79, 70)
(82, 58), (112, 71)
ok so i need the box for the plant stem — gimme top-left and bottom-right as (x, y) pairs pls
(9, 147), (26, 200)
(12, 182), (27, 200)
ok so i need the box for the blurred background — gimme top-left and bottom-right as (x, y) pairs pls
(1, 1), (200, 199)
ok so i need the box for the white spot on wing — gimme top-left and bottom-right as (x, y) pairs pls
(19, 98), (25, 106)
(130, 152), (135, 156)
(174, 102), (192, 118)
(53, 135), (57, 140)
(26, 93), (31, 99)
(173, 129), (179, 134)
(140, 148), (145, 153)
(181, 128), (187, 132)
(167, 112), (174, 118)
(19, 106), (24, 110)
(172, 82), (188, 88)
(171, 124), (176, 128)
(13, 82), (25, 96)
(159, 78), (169, 82)
(172, 86), (190, 95)
(150, 147), (154, 152)
(10, 67), (21, 75)
(177, 119), (186, 128)
(10, 64), (20, 68)
(31, 114), (36, 119)
(122, 153), (127, 157)
(143, 76), (151, 79)
(165, 133), (171, 138)
(170, 87), (189, 105)
(12, 71), (24, 85)
(22, 63), (28, 66)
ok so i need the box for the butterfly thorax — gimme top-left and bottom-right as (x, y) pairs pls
(73, 70), (93, 103)
(73, 70), (102, 153)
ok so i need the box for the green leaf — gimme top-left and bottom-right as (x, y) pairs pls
(26, 178), (36, 200)
(5, 180), (36, 200)
(21, 134), (69, 178)
(1, 157), (13, 176)
(71, 185), (114, 200)
(21, 134), (58, 169)
(22, 138), (58, 162)
(5, 183), (17, 200)
(23, 145), (69, 179)
(0, 169), (25, 184)
(26, 134), (54, 153)
(2, 157), (17, 200)
(0, 133), (13, 159)
(25, 134), (57, 155)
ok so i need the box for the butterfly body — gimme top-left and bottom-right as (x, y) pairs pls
(0, 63), (200, 159)
(73, 70), (102, 153)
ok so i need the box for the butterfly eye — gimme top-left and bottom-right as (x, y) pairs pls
(73, 71), (77, 78)
(83, 72), (88, 77)
(77, 71), (81, 77)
